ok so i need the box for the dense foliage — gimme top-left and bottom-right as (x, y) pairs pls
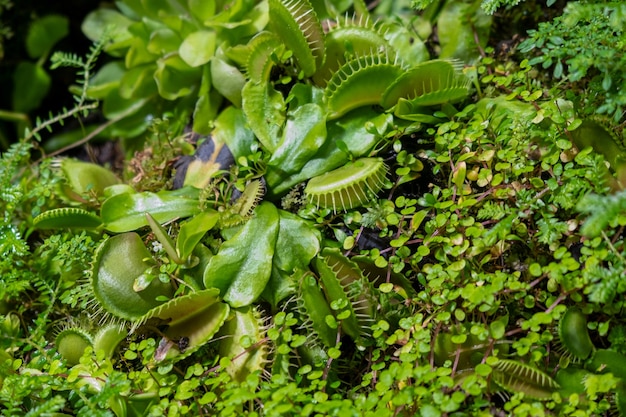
(1, 0), (626, 416)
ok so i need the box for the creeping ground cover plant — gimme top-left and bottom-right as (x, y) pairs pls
(2, 0), (626, 415)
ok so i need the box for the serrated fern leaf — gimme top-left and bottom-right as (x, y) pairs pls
(577, 188), (626, 237)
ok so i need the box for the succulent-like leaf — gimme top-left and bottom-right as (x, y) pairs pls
(154, 54), (201, 100)
(92, 233), (173, 321)
(203, 202), (279, 308)
(305, 157), (388, 212)
(58, 159), (120, 200)
(176, 210), (220, 262)
(101, 190), (200, 233)
(179, 30), (216, 67)
(241, 81), (285, 153)
(268, 0), (324, 77)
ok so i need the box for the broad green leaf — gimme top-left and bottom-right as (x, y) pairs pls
(241, 81), (285, 152)
(203, 202), (279, 308)
(193, 67), (223, 134)
(176, 210), (220, 261)
(265, 103), (326, 189)
(82, 9), (134, 55)
(437, 1), (492, 62)
(267, 110), (390, 197)
(147, 28), (182, 56)
(102, 88), (150, 119)
(212, 107), (256, 160)
(262, 265), (296, 309)
(274, 209), (321, 272)
(26, 15), (69, 59)
(12, 62), (50, 113)
(119, 64), (157, 99)
(188, 0), (216, 21)
(125, 23), (155, 68)
(211, 57), (246, 107)
(101, 190), (200, 233)
(154, 55), (201, 100)
(60, 159), (120, 199)
(85, 61), (126, 99)
(179, 31), (216, 67)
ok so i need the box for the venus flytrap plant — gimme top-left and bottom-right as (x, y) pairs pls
(9, 0), (626, 415)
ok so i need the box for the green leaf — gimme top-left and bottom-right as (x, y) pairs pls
(273, 209), (321, 272)
(59, 159), (121, 198)
(147, 28), (181, 55)
(266, 109), (389, 197)
(101, 190), (200, 233)
(437, 1), (492, 62)
(145, 212), (182, 264)
(179, 31), (216, 67)
(154, 55), (201, 100)
(81, 9), (134, 54)
(211, 56), (246, 107)
(85, 61), (126, 99)
(262, 265), (296, 309)
(12, 62), (51, 113)
(242, 81), (285, 152)
(188, 0), (216, 21)
(26, 15), (69, 59)
(212, 107), (256, 159)
(92, 233), (174, 321)
(218, 306), (268, 382)
(176, 210), (220, 261)
(119, 64), (158, 99)
(265, 103), (326, 189)
(203, 202), (279, 307)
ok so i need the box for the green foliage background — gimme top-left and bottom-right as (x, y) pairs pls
(1, 0), (626, 416)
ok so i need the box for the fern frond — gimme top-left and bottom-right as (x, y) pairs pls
(50, 52), (84, 69)
(578, 188), (626, 237)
